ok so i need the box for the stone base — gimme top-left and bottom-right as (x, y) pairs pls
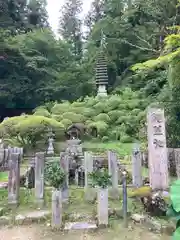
(97, 85), (107, 96)
(64, 221), (97, 231)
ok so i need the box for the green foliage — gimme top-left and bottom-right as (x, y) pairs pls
(89, 169), (112, 188)
(0, 115), (64, 148)
(102, 136), (109, 142)
(167, 180), (180, 239)
(120, 135), (133, 143)
(45, 161), (66, 189)
(60, 119), (73, 129)
(62, 112), (85, 123)
(93, 113), (110, 123)
(33, 108), (51, 117)
(88, 121), (108, 136)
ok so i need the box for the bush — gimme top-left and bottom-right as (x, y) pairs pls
(62, 112), (85, 123)
(60, 119), (72, 129)
(105, 95), (122, 111)
(94, 113), (110, 123)
(102, 136), (109, 142)
(0, 115), (64, 149)
(120, 134), (133, 143)
(33, 108), (51, 117)
(45, 161), (66, 189)
(51, 114), (63, 122)
(89, 169), (112, 188)
(88, 121), (108, 136)
(51, 102), (70, 115)
(108, 110), (124, 122)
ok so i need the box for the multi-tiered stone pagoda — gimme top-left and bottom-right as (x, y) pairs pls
(95, 32), (108, 96)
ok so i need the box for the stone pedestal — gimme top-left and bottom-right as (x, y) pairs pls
(97, 188), (108, 226)
(97, 85), (107, 96)
(8, 153), (20, 206)
(52, 189), (62, 229)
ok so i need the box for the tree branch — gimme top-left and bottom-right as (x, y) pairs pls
(122, 39), (158, 53)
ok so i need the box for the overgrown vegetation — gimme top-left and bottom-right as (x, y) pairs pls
(167, 180), (180, 239)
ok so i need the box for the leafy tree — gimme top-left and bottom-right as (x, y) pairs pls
(58, 0), (83, 60)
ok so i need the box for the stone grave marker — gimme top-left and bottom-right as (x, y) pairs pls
(147, 107), (169, 190)
(60, 152), (69, 202)
(8, 153), (20, 206)
(174, 149), (180, 178)
(132, 143), (142, 188)
(52, 189), (62, 229)
(84, 151), (95, 201)
(97, 187), (108, 226)
(34, 152), (45, 205)
(108, 151), (119, 199)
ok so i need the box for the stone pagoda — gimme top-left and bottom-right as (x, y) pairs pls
(95, 31), (108, 96)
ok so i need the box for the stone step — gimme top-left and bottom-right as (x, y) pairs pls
(64, 221), (97, 231)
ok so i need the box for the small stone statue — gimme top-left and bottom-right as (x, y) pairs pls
(47, 137), (54, 155)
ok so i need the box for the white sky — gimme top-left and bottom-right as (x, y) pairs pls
(47, 0), (92, 36)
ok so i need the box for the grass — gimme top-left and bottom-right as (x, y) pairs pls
(83, 141), (132, 156)
(0, 186), (144, 216)
(0, 172), (8, 182)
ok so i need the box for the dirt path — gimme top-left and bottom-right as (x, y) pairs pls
(0, 224), (171, 240)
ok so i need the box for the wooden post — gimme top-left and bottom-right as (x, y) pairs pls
(147, 107), (169, 190)
(132, 143), (142, 188)
(52, 189), (62, 229)
(35, 152), (45, 205)
(8, 153), (20, 206)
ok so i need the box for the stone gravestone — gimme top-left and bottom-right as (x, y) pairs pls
(52, 189), (62, 229)
(132, 143), (142, 188)
(60, 152), (69, 202)
(97, 187), (108, 226)
(167, 148), (176, 177)
(174, 149), (180, 178)
(84, 152), (95, 201)
(35, 152), (45, 205)
(0, 148), (5, 170)
(8, 153), (20, 206)
(147, 107), (169, 190)
(108, 151), (119, 199)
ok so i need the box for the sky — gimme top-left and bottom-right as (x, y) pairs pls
(46, 0), (92, 36)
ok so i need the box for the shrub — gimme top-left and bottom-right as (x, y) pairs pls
(108, 110), (124, 122)
(131, 108), (141, 116)
(62, 112), (85, 123)
(120, 134), (133, 143)
(88, 121), (108, 136)
(105, 95), (122, 111)
(60, 119), (72, 129)
(83, 108), (97, 118)
(51, 102), (70, 115)
(51, 114), (63, 122)
(102, 136), (109, 142)
(94, 113), (110, 123)
(33, 108), (51, 117)
(0, 116), (64, 149)
(45, 161), (66, 189)
(89, 169), (112, 188)
(93, 102), (106, 114)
